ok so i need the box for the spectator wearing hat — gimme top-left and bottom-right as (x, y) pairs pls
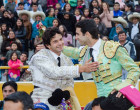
(31, 11), (46, 50)
(128, 12), (140, 61)
(34, 103), (49, 110)
(109, 17), (128, 40)
(18, 10), (32, 54)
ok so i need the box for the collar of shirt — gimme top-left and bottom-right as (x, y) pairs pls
(91, 38), (101, 51)
(133, 22), (139, 27)
(49, 50), (62, 60)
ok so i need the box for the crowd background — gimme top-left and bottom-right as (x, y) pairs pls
(0, 0), (140, 82)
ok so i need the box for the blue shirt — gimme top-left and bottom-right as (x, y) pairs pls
(113, 10), (123, 17)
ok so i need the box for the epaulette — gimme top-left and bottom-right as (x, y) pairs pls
(78, 45), (88, 61)
(103, 41), (121, 59)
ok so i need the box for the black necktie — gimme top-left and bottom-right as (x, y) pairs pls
(57, 57), (61, 67)
(89, 48), (94, 62)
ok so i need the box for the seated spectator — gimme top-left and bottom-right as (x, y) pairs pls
(0, 5), (5, 18)
(135, 0), (140, 13)
(16, 2), (25, 14)
(0, 23), (9, 38)
(13, 18), (26, 52)
(57, 12), (76, 35)
(124, 0), (135, 9)
(15, 0), (29, 10)
(30, 3), (40, 24)
(83, 8), (91, 19)
(92, 15), (108, 37)
(63, 3), (73, 13)
(122, 4), (134, 22)
(118, 31), (136, 61)
(89, 0), (100, 14)
(110, 17), (128, 40)
(5, 52), (23, 81)
(18, 10), (32, 54)
(1, 30), (22, 57)
(74, 8), (81, 22)
(20, 52), (32, 81)
(5, 0), (16, 13)
(76, 0), (85, 12)
(44, 8), (55, 28)
(0, 81), (17, 110)
(5, 42), (21, 62)
(0, 10), (13, 29)
(113, 24), (131, 41)
(113, 2), (123, 18)
(31, 11), (46, 50)
(55, 3), (62, 11)
(91, 7), (100, 17)
(52, 18), (61, 27)
(28, 0), (43, 11)
(59, 25), (73, 46)
(128, 12), (140, 41)
(34, 103), (49, 110)
(100, 2), (113, 35)
(4, 91), (34, 110)
(115, 0), (125, 10)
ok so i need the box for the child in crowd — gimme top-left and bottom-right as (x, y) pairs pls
(5, 42), (21, 63)
(74, 8), (81, 22)
(44, 8), (55, 28)
(83, 8), (91, 19)
(52, 18), (61, 27)
(34, 103), (49, 110)
(113, 2), (123, 18)
(76, 0), (85, 12)
(63, 3), (73, 13)
(55, 3), (61, 11)
(89, 0), (100, 13)
(7, 52), (23, 81)
(0, 23), (9, 38)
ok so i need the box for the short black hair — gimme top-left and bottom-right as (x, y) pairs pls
(21, 52), (28, 58)
(118, 31), (126, 36)
(4, 91), (34, 110)
(2, 81), (17, 91)
(43, 27), (62, 47)
(114, 2), (120, 6)
(11, 41), (18, 47)
(31, 3), (38, 7)
(18, 2), (24, 6)
(76, 19), (99, 39)
(92, 96), (106, 107)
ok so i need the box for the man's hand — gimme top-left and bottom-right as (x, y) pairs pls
(36, 44), (45, 51)
(111, 89), (125, 98)
(79, 58), (99, 73)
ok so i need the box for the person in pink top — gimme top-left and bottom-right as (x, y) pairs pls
(47, 0), (58, 9)
(8, 51), (23, 81)
(59, 25), (73, 46)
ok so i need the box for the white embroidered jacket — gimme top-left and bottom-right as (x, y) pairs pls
(28, 49), (79, 97)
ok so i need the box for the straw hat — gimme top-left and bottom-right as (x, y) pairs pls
(32, 11), (46, 21)
(18, 10), (31, 19)
(112, 17), (128, 28)
(128, 12), (140, 22)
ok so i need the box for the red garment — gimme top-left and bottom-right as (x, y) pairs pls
(47, 0), (58, 8)
(8, 59), (23, 77)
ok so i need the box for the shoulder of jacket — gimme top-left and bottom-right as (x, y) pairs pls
(103, 41), (121, 59)
(78, 45), (88, 61)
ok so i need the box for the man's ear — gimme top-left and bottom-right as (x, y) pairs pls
(85, 32), (91, 38)
(46, 44), (50, 49)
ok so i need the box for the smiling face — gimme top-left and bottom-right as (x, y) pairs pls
(46, 33), (64, 56)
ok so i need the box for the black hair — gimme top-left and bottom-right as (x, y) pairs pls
(63, 3), (72, 12)
(92, 15), (101, 21)
(14, 18), (24, 31)
(83, 8), (91, 18)
(114, 2), (120, 6)
(10, 51), (18, 61)
(59, 25), (68, 37)
(46, 8), (54, 17)
(125, 3), (134, 12)
(53, 18), (61, 27)
(18, 2), (24, 6)
(118, 30), (126, 36)
(2, 81), (17, 91)
(89, 0), (99, 11)
(31, 2), (38, 7)
(21, 52), (28, 58)
(43, 27), (62, 47)
(76, 19), (99, 39)
(11, 41), (18, 46)
(4, 91), (34, 110)
(92, 96), (106, 107)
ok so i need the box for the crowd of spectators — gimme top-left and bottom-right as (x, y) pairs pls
(0, 0), (140, 81)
